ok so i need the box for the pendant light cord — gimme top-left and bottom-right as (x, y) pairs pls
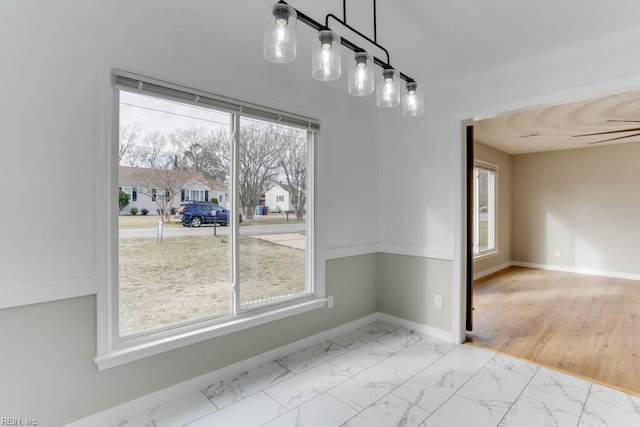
(278, 0), (413, 83)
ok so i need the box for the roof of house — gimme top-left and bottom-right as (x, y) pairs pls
(119, 166), (229, 193)
(207, 181), (228, 192)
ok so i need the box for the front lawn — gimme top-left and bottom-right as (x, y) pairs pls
(119, 235), (305, 335)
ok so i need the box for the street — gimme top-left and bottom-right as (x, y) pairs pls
(119, 222), (306, 239)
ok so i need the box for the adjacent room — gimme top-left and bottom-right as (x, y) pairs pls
(2, 0), (640, 426)
(470, 91), (640, 393)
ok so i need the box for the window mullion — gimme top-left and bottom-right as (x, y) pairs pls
(231, 113), (241, 315)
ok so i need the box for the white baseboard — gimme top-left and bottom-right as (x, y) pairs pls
(473, 262), (513, 280)
(66, 312), (452, 427)
(473, 261), (640, 282)
(67, 313), (378, 427)
(376, 312), (454, 343)
(511, 261), (640, 281)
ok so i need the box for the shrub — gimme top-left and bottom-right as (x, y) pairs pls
(140, 208), (149, 216)
(119, 190), (129, 212)
(129, 207), (138, 216)
(210, 197), (219, 204)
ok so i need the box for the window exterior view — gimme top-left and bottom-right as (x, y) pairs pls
(473, 161), (497, 257)
(117, 85), (313, 337)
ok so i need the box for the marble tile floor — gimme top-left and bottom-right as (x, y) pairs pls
(115, 320), (640, 427)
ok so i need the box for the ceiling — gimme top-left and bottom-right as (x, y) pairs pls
(260, 0), (640, 86)
(473, 90), (640, 155)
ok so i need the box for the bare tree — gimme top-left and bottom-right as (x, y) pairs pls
(140, 131), (169, 168)
(277, 128), (307, 219)
(129, 168), (194, 222)
(170, 127), (206, 170)
(121, 143), (147, 167)
(209, 125), (281, 220)
(476, 169), (489, 210)
(169, 127), (225, 180)
(119, 123), (141, 163)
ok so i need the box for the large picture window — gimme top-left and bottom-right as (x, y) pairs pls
(107, 72), (318, 357)
(473, 161), (497, 257)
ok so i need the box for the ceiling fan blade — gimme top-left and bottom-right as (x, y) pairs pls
(588, 132), (640, 145)
(574, 127), (640, 137)
(606, 119), (640, 123)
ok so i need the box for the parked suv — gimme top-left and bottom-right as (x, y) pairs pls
(178, 202), (241, 227)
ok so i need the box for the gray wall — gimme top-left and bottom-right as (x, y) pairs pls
(0, 255), (378, 426)
(6, 0), (640, 423)
(512, 142), (640, 275)
(377, 254), (453, 332)
(473, 142), (513, 275)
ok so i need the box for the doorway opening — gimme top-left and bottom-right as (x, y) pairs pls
(461, 89), (640, 394)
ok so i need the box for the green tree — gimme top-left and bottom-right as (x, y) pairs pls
(119, 190), (130, 212)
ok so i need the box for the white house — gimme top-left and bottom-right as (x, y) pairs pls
(119, 166), (227, 215)
(5, 1), (640, 425)
(264, 184), (292, 212)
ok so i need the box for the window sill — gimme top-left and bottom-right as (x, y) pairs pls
(473, 250), (500, 261)
(94, 297), (327, 371)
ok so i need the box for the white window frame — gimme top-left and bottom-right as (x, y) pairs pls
(188, 189), (205, 201)
(119, 186), (135, 204)
(96, 71), (324, 370)
(473, 160), (498, 258)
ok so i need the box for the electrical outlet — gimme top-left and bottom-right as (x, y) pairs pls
(434, 294), (443, 309)
(554, 250), (561, 258)
(327, 295), (334, 309)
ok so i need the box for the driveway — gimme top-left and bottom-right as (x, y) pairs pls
(250, 233), (306, 250)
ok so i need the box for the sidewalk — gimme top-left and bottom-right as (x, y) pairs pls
(250, 233), (306, 249)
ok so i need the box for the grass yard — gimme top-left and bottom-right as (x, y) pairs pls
(242, 213), (305, 226)
(119, 235), (305, 335)
(119, 215), (182, 229)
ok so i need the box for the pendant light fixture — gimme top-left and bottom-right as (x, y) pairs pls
(312, 29), (341, 81)
(402, 80), (424, 117)
(263, 2), (297, 63)
(348, 50), (374, 96)
(263, 0), (424, 117)
(376, 66), (400, 108)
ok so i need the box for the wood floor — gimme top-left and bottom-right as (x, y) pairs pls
(468, 266), (640, 395)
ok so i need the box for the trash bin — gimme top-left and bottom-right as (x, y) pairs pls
(256, 206), (265, 215)
(263, 206), (268, 215)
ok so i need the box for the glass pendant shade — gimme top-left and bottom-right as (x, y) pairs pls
(402, 81), (424, 116)
(312, 30), (341, 81)
(376, 67), (400, 107)
(263, 2), (297, 63)
(348, 51), (374, 96)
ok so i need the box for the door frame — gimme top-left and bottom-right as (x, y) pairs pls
(451, 78), (640, 345)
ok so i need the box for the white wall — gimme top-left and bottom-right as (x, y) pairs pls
(377, 23), (640, 339)
(0, 0), (380, 306)
(512, 142), (640, 276)
(6, 0), (640, 422)
(0, 0), (380, 423)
